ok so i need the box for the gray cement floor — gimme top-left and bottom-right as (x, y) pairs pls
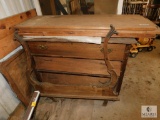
(9, 40), (160, 120)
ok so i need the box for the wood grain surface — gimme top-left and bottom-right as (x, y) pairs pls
(0, 9), (37, 59)
(15, 15), (156, 31)
(34, 56), (121, 77)
(28, 42), (126, 61)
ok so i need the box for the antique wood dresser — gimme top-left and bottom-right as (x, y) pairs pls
(14, 15), (160, 101)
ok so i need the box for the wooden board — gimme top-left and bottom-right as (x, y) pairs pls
(0, 33), (20, 59)
(40, 72), (110, 85)
(15, 15), (157, 31)
(28, 42), (126, 61)
(0, 50), (32, 106)
(39, 83), (118, 100)
(34, 56), (121, 77)
(0, 9), (37, 59)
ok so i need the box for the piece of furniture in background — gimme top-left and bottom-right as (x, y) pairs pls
(39, 0), (57, 15)
(122, 0), (160, 24)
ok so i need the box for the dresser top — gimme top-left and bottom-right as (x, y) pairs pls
(15, 15), (160, 37)
(15, 15), (157, 30)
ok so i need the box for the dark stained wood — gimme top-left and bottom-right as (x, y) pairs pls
(40, 72), (110, 85)
(28, 42), (126, 61)
(0, 9), (37, 59)
(116, 45), (131, 94)
(34, 57), (122, 77)
(0, 50), (32, 106)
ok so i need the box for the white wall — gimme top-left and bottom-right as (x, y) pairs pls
(0, 0), (34, 119)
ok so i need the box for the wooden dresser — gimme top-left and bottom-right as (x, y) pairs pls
(14, 15), (160, 101)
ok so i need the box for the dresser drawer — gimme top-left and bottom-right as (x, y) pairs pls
(27, 42), (126, 61)
(34, 56), (122, 77)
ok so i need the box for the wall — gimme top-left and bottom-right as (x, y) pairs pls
(0, 0), (34, 119)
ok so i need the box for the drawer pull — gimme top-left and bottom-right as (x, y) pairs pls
(107, 48), (112, 53)
(38, 45), (48, 50)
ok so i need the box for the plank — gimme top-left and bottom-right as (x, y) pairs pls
(40, 72), (110, 86)
(108, 38), (137, 44)
(15, 15), (157, 31)
(0, 9), (37, 59)
(0, 33), (20, 59)
(39, 83), (118, 100)
(0, 9), (36, 40)
(17, 28), (159, 38)
(28, 42), (126, 61)
(34, 57), (122, 76)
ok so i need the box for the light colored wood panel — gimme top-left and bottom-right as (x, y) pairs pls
(0, 33), (20, 59)
(34, 57), (121, 76)
(0, 9), (37, 59)
(15, 15), (157, 31)
(0, 9), (37, 40)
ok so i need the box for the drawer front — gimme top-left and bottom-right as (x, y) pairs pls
(34, 56), (122, 77)
(27, 42), (126, 61)
(39, 72), (111, 86)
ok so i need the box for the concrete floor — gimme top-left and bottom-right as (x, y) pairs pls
(9, 40), (160, 120)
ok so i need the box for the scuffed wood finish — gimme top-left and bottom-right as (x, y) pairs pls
(0, 9), (37, 59)
(0, 50), (32, 106)
(40, 72), (111, 86)
(15, 15), (160, 37)
(17, 28), (160, 38)
(15, 15), (156, 30)
(0, 9), (36, 39)
(28, 42), (126, 61)
(34, 57), (121, 77)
